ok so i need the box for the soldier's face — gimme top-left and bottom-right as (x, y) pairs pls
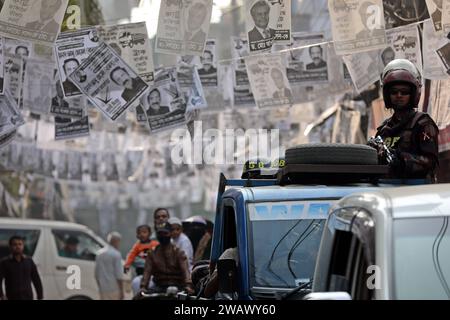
(252, 5), (270, 29)
(389, 84), (412, 109)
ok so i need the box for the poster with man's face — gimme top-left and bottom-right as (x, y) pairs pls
(198, 39), (218, 87)
(97, 22), (155, 84)
(246, 0), (280, 54)
(22, 59), (54, 115)
(55, 28), (101, 98)
(50, 69), (85, 119)
(385, 24), (422, 72)
(231, 37), (250, 89)
(143, 67), (187, 134)
(3, 38), (32, 59)
(286, 33), (329, 85)
(246, 54), (293, 108)
(68, 42), (149, 122)
(0, 0), (69, 45)
(3, 54), (23, 107)
(155, 0), (213, 56)
(329, 0), (387, 55)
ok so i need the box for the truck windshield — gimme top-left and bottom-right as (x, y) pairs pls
(393, 217), (450, 300)
(247, 201), (330, 288)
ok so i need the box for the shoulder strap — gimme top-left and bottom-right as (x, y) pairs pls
(408, 112), (428, 129)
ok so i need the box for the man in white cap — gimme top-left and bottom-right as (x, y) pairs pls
(95, 232), (125, 300)
(169, 217), (194, 271)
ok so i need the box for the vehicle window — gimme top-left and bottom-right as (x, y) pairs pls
(52, 229), (103, 261)
(328, 230), (355, 292)
(248, 201), (330, 288)
(350, 242), (373, 300)
(222, 205), (237, 251)
(0, 229), (41, 259)
(393, 217), (450, 300)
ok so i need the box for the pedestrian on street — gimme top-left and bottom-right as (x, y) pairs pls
(169, 217), (194, 271)
(0, 236), (43, 300)
(95, 232), (125, 300)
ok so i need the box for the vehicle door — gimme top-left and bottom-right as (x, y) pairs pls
(49, 228), (104, 299)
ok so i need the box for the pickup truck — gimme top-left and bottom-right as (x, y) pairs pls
(203, 144), (427, 300)
(306, 183), (450, 300)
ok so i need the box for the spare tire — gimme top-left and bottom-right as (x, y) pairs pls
(285, 144), (378, 165)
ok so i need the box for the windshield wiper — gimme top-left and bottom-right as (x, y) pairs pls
(266, 220), (302, 287)
(279, 279), (313, 300)
(286, 220), (317, 279)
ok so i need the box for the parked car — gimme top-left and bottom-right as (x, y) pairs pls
(307, 184), (450, 300)
(0, 218), (131, 300)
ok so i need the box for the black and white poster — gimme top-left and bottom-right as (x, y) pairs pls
(436, 41), (450, 75)
(0, 91), (25, 137)
(0, 0), (69, 45)
(3, 54), (23, 106)
(68, 42), (149, 121)
(50, 69), (85, 119)
(144, 67), (187, 133)
(286, 33), (329, 85)
(198, 39), (218, 87)
(55, 28), (101, 98)
(383, 0), (429, 29)
(426, 0), (444, 32)
(22, 59), (54, 115)
(177, 56), (208, 111)
(54, 116), (90, 141)
(97, 22), (155, 84)
(246, 0), (279, 54)
(329, 0), (387, 55)
(246, 54), (293, 108)
(155, 0), (213, 56)
(385, 24), (422, 72)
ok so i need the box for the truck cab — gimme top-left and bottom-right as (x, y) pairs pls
(308, 184), (450, 300)
(208, 144), (426, 300)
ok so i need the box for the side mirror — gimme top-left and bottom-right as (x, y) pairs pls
(303, 292), (352, 300)
(217, 259), (237, 297)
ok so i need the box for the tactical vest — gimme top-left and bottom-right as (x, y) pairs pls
(376, 112), (435, 156)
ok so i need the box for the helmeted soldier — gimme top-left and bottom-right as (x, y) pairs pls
(375, 59), (439, 182)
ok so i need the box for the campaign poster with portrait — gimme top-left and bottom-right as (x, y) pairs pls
(144, 67), (187, 134)
(245, 0), (280, 54)
(55, 27), (101, 98)
(68, 42), (149, 122)
(0, 0), (68, 45)
(246, 54), (293, 108)
(198, 39), (218, 87)
(286, 33), (329, 85)
(328, 0), (387, 55)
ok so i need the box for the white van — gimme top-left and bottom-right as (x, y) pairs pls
(0, 218), (130, 300)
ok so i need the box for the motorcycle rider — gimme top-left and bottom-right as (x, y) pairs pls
(372, 59), (439, 182)
(139, 223), (193, 295)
